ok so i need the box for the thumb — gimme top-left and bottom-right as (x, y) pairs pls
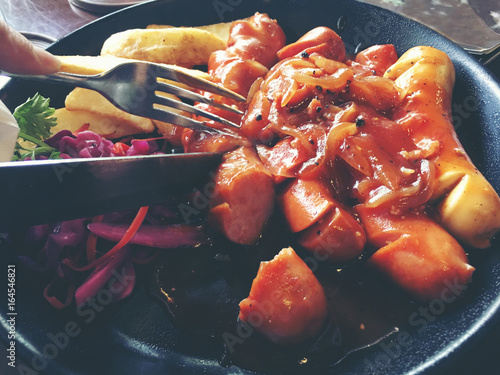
(0, 20), (60, 75)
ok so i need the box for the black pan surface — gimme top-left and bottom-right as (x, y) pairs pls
(1, 0), (500, 374)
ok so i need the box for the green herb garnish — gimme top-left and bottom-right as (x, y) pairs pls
(12, 93), (60, 161)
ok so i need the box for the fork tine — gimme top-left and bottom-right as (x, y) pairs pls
(153, 64), (246, 102)
(153, 93), (241, 128)
(148, 108), (238, 137)
(156, 80), (243, 115)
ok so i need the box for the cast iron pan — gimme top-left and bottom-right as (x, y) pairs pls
(1, 0), (500, 374)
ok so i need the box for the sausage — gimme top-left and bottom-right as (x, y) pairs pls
(208, 146), (275, 245)
(385, 46), (500, 248)
(183, 13), (286, 153)
(277, 177), (366, 264)
(332, 103), (436, 210)
(209, 12), (286, 97)
(209, 50), (270, 97)
(277, 27), (345, 62)
(352, 44), (398, 77)
(342, 44), (400, 112)
(256, 137), (311, 183)
(357, 205), (474, 301)
(278, 178), (336, 233)
(239, 247), (327, 345)
(229, 12), (287, 69)
(241, 28), (352, 143)
(298, 206), (366, 264)
(339, 75), (400, 113)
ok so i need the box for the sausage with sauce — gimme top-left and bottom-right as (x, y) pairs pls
(385, 46), (500, 248)
(357, 205), (475, 301)
(182, 13), (286, 153)
(239, 247), (328, 345)
(208, 146), (275, 245)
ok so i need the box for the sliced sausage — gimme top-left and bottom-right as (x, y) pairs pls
(239, 247), (327, 345)
(278, 178), (336, 233)
(208, 146), (275, 245)
(298, 206), (366, 264)
(357, 205), (475, 301)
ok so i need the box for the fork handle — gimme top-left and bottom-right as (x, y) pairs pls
(1, 71), (97, 91)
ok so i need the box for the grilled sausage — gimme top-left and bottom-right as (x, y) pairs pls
(208, 146), (275, 244)
(298, 206), (366, 264)
(357, 205), (474, 301)
(385, 46), (500, 248)
(239, 247), (327, 345)
(184, 13), (286, 153)
(278, 178), (336, 233)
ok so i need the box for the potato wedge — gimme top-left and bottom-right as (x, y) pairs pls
(51, 108), (150, 139)
(65, 88), (155, 135)
(100, 28), (226, 66)
(146, 21), (234, 43)
(56, 55), (211, 80)
(57, 55), (134, 75)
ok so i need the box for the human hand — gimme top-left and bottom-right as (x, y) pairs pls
(0, 19), (60, 75)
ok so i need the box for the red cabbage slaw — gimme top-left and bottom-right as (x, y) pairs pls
(17, 129), (213, 309)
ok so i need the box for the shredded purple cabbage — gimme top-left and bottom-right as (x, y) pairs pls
(126, 139), (160, 156)
(75, 245), (135, 307)
(16, 129), (210, 308)
(44, 130), (74, 148)
(88, 222), (212, 249)
(58, 131), (114, 158)
(46, 129), (162, 158)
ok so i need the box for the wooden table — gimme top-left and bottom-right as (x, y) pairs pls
(1, 0), (99, 40)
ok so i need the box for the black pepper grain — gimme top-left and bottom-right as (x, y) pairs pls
(355, 117), (365, 127)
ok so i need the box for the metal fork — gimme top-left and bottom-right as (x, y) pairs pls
(3, 62), (246, 134)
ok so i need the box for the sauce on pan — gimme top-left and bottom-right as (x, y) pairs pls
(150, 213), (421, 373)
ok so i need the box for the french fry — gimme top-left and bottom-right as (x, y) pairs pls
(100, 28), (226, 66)
(64, 88), (155, 135)
(57, 55), (134, 75)
(56, 55), (211, 80)
(51, 108), (151, 139)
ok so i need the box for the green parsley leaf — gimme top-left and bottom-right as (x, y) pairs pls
(13, 93), (57, 141)
(12, 93), (61, 161)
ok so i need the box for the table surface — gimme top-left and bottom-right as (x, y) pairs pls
(1, 1), (500, 375)
(0, 0), (99, 40)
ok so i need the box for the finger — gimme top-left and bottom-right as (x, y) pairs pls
(0, 20), (60, 75)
